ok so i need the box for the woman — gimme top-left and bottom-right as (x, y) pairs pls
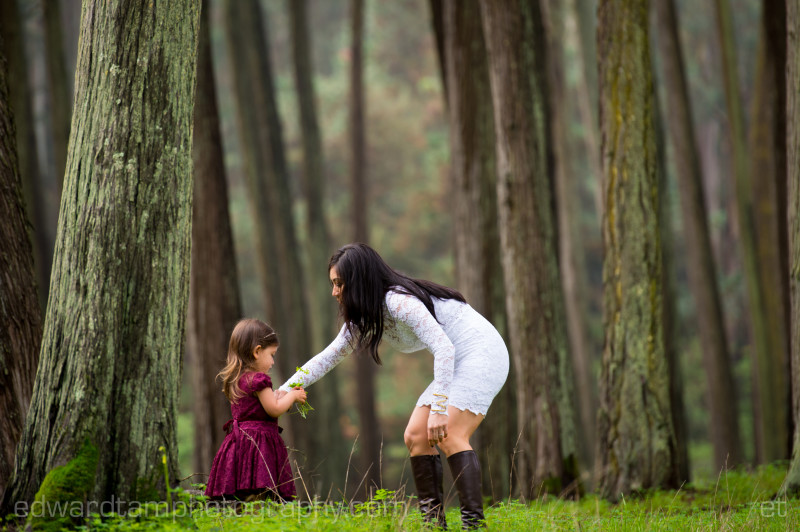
(279, 243), (509, 529)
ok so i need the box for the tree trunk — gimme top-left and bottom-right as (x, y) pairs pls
(428, 0), (448, 108)
(442, 0), (510, 501)
(653, 0), (743, 470)
(784, 0), (800, 495)
(349, 0), (381, 495)
(570, 0), (604, 218)
(2, 0), (200, 520)
(595, 0), (679, 500)
(480, 0), (580, 499)
(747, 0), (790, 462)
(43, 0), (72, 193)
(0, 33), (43, 503)
(223, 2), (317, 488)
(187, 0), (241, 480)
(542, 0), (597, 473)
(0, 0), (51, 311)
(287, 0), (346, 492)
(652, 77), (690, 484)
(713, 0), (782, 465)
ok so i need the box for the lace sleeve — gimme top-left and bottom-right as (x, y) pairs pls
(385, 291), (455, 415)
(278, 324), (354, 392)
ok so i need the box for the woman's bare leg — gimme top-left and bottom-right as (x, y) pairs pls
(405, 405), (485, 456)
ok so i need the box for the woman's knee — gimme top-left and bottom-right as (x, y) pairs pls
(404, 425), (427, 450)
(438, 436), (471, 456)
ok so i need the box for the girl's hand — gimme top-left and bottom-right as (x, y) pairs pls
(292, 387), (307, 404)
(427, 412), (448, 447)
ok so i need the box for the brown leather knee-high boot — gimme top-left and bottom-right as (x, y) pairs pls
(409, 454), (447, 529)
(447, 450), (485, 529)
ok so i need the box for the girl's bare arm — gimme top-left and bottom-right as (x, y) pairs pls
(257, 387), (307, 418)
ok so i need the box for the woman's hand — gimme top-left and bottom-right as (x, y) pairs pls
(274, 389), (288, 401)
(291, 387), (307, 404)
(427, 412), (449, 447)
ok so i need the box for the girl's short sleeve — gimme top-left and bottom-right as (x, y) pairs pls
(241, 372), (272, 394)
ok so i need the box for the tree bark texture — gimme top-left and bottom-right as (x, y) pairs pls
(2, 0), (200, 510)
(595, 0), (679, 499)
(287, 0), (346, 491)
(480, 0), (580, 499)
(0, 0), (51, 311)
(349, 0), (381, 494)
(43, 0), (72, 193)
(654, 0), (743, 470)
(747, 0), (790, 462)
(223, 1), (318, 484)
(188, 0), (241, 479)
(542, 0), (597, 473)
(0, 35), (43, 503)
(783, 0), (800, 496)
(713, 0), (780, 464)
(442, 0), (511, 500)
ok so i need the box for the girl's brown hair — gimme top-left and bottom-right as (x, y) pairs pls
(218, 319), (279, 403)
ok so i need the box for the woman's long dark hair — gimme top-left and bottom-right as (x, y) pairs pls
(329, 243), (465, 364)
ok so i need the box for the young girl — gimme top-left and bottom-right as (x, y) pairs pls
(204, 319), (307, 502)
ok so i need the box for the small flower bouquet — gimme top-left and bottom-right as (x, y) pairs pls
(288, 366), (314, 418)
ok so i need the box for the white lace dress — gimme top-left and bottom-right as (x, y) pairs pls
(278, 289), (509, 416)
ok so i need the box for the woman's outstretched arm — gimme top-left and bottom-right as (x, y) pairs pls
(278, 324), (355, 392)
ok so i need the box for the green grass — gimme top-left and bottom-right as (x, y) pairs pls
(4, 464), (799, 531)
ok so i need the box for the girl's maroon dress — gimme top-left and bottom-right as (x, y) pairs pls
(204, 372), (296, 501)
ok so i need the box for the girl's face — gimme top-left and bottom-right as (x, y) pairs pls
(253, 345), (278, 374)
(330, 266), (344, 304)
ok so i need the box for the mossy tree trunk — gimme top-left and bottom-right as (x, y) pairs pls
(0, 0), (51, 311)
(653, 0), (743, 470)
(287, 0), (347, 493)
(783, 0), (800, 496)
(747, 0), (790, 462)
(713, 0), (785, 464)
(187, 0), (241, 479)
(223, 1), (317, 488)
(2, 0), (200, 510)
(0, 34), (43, 503)
(595, 0), (680, 500)
(480, 0), (580, 499)
(442, 0), (512, 501)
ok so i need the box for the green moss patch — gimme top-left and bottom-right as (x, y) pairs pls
(27, 440), (99, 531)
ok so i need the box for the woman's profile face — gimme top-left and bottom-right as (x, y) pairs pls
(329, 266), (344, 304)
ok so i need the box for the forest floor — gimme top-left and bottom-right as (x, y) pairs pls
(3, 463), (799, 530)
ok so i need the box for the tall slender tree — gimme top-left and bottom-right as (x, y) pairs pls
(43, 0), (72, 193)
(747, 0), (790, 462)
(1, 0), (200, 521)
(542, 0), (597, 472)
(653, 0), (743, 470)
(0, 0), (51, 310)
(480, 0), (580, 499)
(0, 32), (43, 502)
(595, 0), (680, 499)
(713, 0), (785, 464)
(349, 0), (381, 495)
(287, 0), (346, 492)
(441, 0), (511, 500)
(187, 0), (242, 479)
(783, 0), (800, 497)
